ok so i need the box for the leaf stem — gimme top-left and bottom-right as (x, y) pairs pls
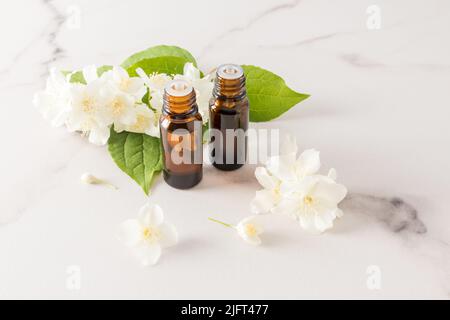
(208, 217), (234, 228)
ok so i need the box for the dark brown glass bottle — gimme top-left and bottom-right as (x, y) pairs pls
(209, 64), (249, 171)
(160, 80), (203, 189)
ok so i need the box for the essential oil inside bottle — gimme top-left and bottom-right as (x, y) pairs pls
(160, 79), (203, 189)
(209, 64), (249, 171)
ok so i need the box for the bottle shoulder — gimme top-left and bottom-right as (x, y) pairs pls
(209, 97), (249, 113)
(160, 112), (203, 130)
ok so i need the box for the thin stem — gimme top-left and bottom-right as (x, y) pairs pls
(208, 217), (234, 228)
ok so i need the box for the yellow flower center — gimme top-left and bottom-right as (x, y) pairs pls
(82, 97), (95, 113)
(142, 227), (152, 239)
(244, 223), (258, 237)
(112, 98), (125, 115)
(142, 226), (160, 243)
(273, 181), (281, 199)
(303, 195), (314, 206)
(132, 114), (149, 131)
(120, 78), (131, 91)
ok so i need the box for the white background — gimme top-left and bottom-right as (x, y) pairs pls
(0, 0), (449, 299)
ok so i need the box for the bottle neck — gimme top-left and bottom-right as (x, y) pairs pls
(213, 75), (246, 100)
(163, 89), (198, 116)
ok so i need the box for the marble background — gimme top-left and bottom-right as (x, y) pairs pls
(0, 0), (449, 299)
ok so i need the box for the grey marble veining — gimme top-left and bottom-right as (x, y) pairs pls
(341, 193), (426, 234)
(199, 0), (302, 59)
(40, 0), (67, 72)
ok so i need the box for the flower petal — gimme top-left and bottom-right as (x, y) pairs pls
(236, 218), (263, 246)
(88, 125), (110, 146)
(327, 168), (337, 181)
(183, 62), (200, 80)
(299, 213), (320, 233)
(255, 167), (278, 190)
(242, 235), (262, 246)
(119, 107), (137, 126)
(132, 243), (162, 266)
(149, 91), (164, 110)
(82, 65), (98, 83)
(138, 203), (164, 227)
(118, 219), (142, 247)
(313, 180), (347, 206)
(272, 196), (299, 217)
(266, 153), (297, 181)
(127, 78), (146, 99)
(237, 215), (259, 227)
(114, 121), (125, 133)
(296, 149), (320, 177)
(113, 66), (129, 81)
(335, 208), (344, 218)
(145, 124), (160, 138)
(279, 180), (301, 195)
(158, 222), (178, 248)
(250, 189), (277, 214)
(314, 210), (334, 232)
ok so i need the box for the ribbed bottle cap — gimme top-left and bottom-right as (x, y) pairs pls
(164, 79), (193, 97)
(217, 64), (244, 80)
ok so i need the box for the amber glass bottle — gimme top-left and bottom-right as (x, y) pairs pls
(160, 80), (203, 189)
(209, 64), (249, 171)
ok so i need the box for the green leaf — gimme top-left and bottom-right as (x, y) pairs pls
(202, 121), (209, 144)
(97, 65), (113, 76)
(242, 65), (310, 122)
(108, 129), (163, 195)
(126, 56), (189, 77)
(121, 45), (197, 69)
(69, 65), (113, 84)
(69, 70), (86, 84)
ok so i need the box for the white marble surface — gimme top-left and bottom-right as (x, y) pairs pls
(0, 0), (449, 299)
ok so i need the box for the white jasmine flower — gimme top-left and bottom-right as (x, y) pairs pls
(114, 104), (159, 137)
(208, 216), (264, 246)
(251, 134), (347, 232)
(175, 63), (213, 122)
(66, 80), (112, 145)
(273, 176), (347, 233)
(80, 172), (117, 189)
(236, 216), (263, 246)
(147, 73), (172, 93)
(33, 68), (72, 127)
(136, 68), (171, 110)
(103, 90), (137, 127)
(250, 167), (282, 214)
(251, 137), (321, 214)
(106, 66), (147, 101)
(118, 204), (178, 266)
(267, 148), (320, 183)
